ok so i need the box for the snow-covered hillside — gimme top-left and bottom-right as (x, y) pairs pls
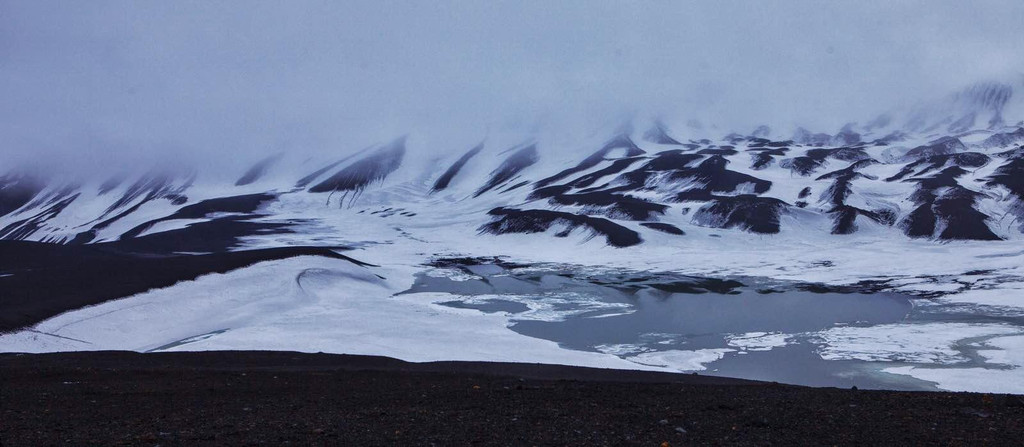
(3, 80), (1024, 393)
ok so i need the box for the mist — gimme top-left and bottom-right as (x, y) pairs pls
(2, 0), (1023, 173)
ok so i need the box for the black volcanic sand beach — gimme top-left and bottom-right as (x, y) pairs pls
(3, 351), (1023, 446)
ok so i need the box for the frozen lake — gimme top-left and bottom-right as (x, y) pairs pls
(406, 259), (1024, 390)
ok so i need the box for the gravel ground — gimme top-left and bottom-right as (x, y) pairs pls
(3, 351), (1023, 446)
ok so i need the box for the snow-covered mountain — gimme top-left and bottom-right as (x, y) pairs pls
(4, 81), (1024, 394)
(3, 81), (1024, 250)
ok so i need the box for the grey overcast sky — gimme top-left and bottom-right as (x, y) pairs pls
(2, 0), (1023, 168)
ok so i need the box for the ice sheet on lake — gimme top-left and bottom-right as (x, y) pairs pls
(813, 323), (1022, 364)
(625, 349), (734, 372)
(883, 334), (1024, 394)
(0, 257), (663, 372)
(727, 332), (792, 352)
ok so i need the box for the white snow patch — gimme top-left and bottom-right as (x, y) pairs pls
(727, 332), (792, 352)
(814, 323), (1022, 364)
(625, 349), (734, 372)
(0, 256), (663, 372)
(594, 343), (647, 356)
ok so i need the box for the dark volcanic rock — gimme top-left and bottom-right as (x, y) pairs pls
(792, 127), (833, 146)
(235, 154), (283, 186)
(752, 125), (772, 138)
(119, 193), (278, 240)
(639, 222), (685, 235)
(548, 192), (668, 221)
(985, 157), (1024, 232)
(104, 170), (195, 217)
(480, 207), (642, 247)
(534, 135), (643, 189)
(900, 167), (1000, 240)
(903, 136), (965, 161)
(5, 351), (1024, 446)
(642, 121), (682, 145)
(680, 194), (789, 234)
(432, 142), (484, 192)
(0, 194), (79, 242)
(780, 147), (871, 176)
(309, 137), (406, 203)
(981, 127), (1024, 149)
(0, 173), (47, 218)
(568, 157), (644, 189)
(885, 152), (990, 182)
(295, 146), (375, 189)
(475, 144), (539, 197)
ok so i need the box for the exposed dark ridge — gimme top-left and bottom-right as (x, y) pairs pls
(818, 175), (863, 206)
(813, 161), (893, 234)
(779, 147), (871, 176)
(792, 128), (833, 146)
(751, 125), (772, 138)
(548, 192), (668, 221)
(750, 152), (775, 170)
(605, 153), (772, 199)
(70, 191), (177, 245)
(533, 135), (643, 189)
(985, 157), (1024, 232)
(0, 173), (47, 218)
(121, 218), (301, 254)
(779, 156), (826, 176)
(831, 125), (862, 146)
(102, 170), (195, 218)
(567, 157), (643, 189)
(899, 167), (999, 240)
(120, 193), (278, 240)
(309, 138), (406, 205)
(815, 159), (878, 181)
(479, 207), (641, 247)
(903, 136), (965, 161)
(885, 152), (990, 182)
(499, 180), (529, 193)
(97, 174), (125, 195)
(981, 127), (1024, 149)
(746, 148), (788, 155)
(996, 146), (1024, 158)
(641, 152), (704, 171)
(827, 205), (896, 235)
(295, 146), (376, 189)
(798, 187), (812, 199)
(527, 185), (572, 201)
(432, 143), (484, 192)
(0, 194), (79, 241)
(697, 148), (738, 156)
(0, 240), (365, 332)
(475, 144), (539, 197)
(932, 187), (1001, 240)
(901, 201), (938, 238)
(723, 132), (745, 143)
(642, 122), (681, 145)
(235, 154), (283, 186)
(639, 222), (685, 235)
(22, 182), (79, 211)
(871, 131), (907, 146)
(677, 193), (788, 234)
(683, 155), (772, 194)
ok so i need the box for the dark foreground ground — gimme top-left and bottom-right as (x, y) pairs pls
(3, 351), (1023, 446)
